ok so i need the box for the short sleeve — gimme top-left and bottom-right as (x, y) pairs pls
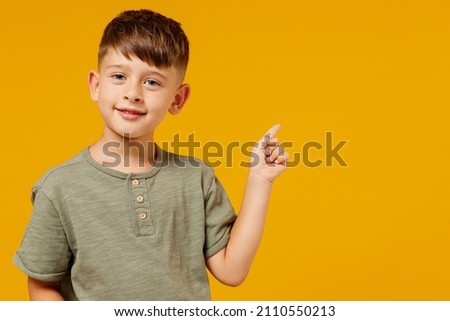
(203, 175), (237, 258)
(13, 187), (72, 281)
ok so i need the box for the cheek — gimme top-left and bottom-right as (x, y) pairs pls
(146, 93), (173, 111)
(98, 88), (119, 104)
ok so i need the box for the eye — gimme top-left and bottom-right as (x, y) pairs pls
(111, 74), (126, 81)
(144, 79), (160, 87)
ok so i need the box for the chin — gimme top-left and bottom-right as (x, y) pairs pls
(115, 130), (153, 141)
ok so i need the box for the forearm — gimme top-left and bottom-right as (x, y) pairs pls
(28, 277), (64, 301)
(229, 175), (272, 268)
(207, 174), (273, 285)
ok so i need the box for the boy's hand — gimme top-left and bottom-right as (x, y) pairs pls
(249, 124), (289, 183)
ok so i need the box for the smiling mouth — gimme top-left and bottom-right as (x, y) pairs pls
(114, 108), (147, 120)
(114, 108), (147, 116)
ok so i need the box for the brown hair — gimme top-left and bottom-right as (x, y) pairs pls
(98, 9), (189, 76)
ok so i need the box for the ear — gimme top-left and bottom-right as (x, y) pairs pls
(88, 70), (100, 101)
(169, 84), (191, 115)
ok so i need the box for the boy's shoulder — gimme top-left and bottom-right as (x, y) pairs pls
(34, 150), (86, 186)
(31, 150), (88, 199)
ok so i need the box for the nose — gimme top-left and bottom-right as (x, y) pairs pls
(123, 81), (142, 103)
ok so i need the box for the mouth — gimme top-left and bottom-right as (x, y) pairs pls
(114, 107), (147, 120)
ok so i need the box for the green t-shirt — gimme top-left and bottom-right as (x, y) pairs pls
(14, 145), (237, 300)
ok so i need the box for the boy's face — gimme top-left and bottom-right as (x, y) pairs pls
(88, 48), (190, 140)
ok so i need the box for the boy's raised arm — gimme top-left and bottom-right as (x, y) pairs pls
(206, 124), (289, 286)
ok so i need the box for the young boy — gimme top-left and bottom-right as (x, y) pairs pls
(14, 9), (288, 300)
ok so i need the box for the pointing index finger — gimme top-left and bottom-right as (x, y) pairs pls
(264, 124), (281, 137)
(266, 123), (281, 137)
(258, 124), (282, 145)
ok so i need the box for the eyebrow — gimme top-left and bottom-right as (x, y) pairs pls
(104, 64), (168, 79)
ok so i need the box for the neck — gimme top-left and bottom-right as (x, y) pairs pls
(89, 127), (157, 173)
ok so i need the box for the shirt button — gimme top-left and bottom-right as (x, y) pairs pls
(131, 179), (140, 186)
(139, 212), (148, 220)
(136, 195), (144, 203)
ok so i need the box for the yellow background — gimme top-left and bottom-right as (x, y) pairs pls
(1, 0), (449, 300)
